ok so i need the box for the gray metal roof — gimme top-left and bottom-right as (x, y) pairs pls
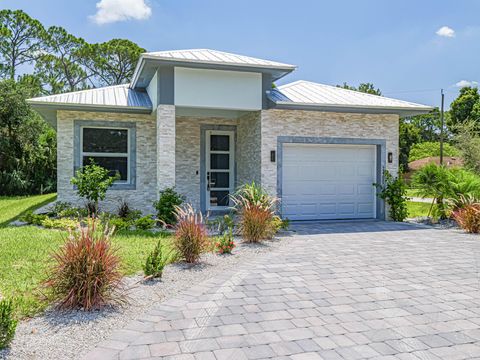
(27, 84), (152, 110)
(268, 80), (433, 115)
(143, 49), (296, 70)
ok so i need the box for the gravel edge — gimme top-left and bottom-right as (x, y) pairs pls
(0, 237), (289, 360)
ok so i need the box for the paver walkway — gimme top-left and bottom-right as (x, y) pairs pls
(84, 221), (480, 360)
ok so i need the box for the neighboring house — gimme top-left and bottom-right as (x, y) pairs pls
(28, 49), (432, 221)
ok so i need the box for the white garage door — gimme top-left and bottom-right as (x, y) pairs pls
(281, 143), (377, 220)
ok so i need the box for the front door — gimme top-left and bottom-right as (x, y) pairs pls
(206, 130), (235, 210)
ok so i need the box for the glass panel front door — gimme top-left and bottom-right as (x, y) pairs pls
(206, 130), (234, 210)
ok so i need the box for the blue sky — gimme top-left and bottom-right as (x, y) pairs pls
(3, 0), (480, 108)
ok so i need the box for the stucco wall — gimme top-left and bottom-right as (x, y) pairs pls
(57, 110), (157, 214)
(260, 109), (399, 197)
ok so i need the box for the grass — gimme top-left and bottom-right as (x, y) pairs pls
(0, 193), (57, 227)
(407, 201), (436, 218)
(0, 195), (173, 318)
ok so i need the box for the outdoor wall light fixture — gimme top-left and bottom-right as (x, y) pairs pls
(270, 150), (276, 162)
(388, 152), (393, 163)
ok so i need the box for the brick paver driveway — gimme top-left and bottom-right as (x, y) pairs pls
(85, 221), (480, 360)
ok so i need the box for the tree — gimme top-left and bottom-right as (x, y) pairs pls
(407, 108), (443, 142)
(70, 163), (119, 213)
(454, 121), (480, 174)
(0, 9), (45, 80)
(337, 82), (382, 96)
(449, 87), (480, 132)
(399, 118), (421, 170)
(35, 26), (90, 93)
(81, 39), (145, 87)
(0, 79), (56, 195)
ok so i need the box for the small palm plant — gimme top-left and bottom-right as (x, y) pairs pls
(412, 163), (450, 218)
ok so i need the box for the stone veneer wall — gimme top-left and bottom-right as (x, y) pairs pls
(237, 111), (261, 186)
(260, 109), (399, 197)
(56, 110), (157, 214)
(175, 116), (239, 210)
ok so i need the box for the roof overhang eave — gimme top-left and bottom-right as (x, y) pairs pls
(27, 100), (152, 114)
(271, 101), (434, 116)
(130, 55), (297, 89)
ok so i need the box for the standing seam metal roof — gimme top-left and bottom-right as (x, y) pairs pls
(268, 80), (432, 110)
(27, 84), (152, 109)
(143, 49), (296, 69)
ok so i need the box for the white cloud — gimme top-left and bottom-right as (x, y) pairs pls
(455, 80), (478, 88)
(90, 0), (152, 25)
(436, 26), (455, 38)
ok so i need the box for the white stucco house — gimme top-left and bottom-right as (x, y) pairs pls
(28, 49), (432, 221)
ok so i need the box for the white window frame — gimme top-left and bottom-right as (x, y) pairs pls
(80, 126), (131, 184)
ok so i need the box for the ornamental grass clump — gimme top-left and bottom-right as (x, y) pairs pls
(232, 182), (278, 243)
(453, 204), (480, 234)
(44, 222), (124, 310)
(173, 205), (208, 263)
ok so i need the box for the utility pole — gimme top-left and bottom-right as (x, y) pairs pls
(440, 88), (445, 165)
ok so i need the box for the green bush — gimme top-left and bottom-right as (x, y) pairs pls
(154, 188), (184, 226)
(70, 163), (119, 214)
(49, 202), (72, 217)
(215, 230), (235, 254)
(374, 170), (408, 221)
(40, 217), (77, 230)
(135, 216), (156, 230)
(0, 299), (17, 350)
(408, 142), (460, 162)
(143, 240), (168, 278)
(20, 211), (48, 225)
(108, 217), (131, 231)
(58, 206), (89, 219)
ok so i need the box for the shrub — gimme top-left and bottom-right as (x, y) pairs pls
(58, 206), (89, 219)
(49, 202), (73, 217)
(41, 217), (77, 230)
(70, 163), (119, 214)
(408, 142), (460, 162)
(143, 240), (169, 278)
(215, 230), (235, 254)
(271, 215), (290, 232)
(20, 211), (47, 225)
(208, 213), (235, 234)
(44, 222), (123, 310)
(116, 201), (142, 221)
(453, 204), (480, 233)
(154, 188), (184, 226)
(447, 168), (480, 209)
(108, 216), (131, 231)
(374, 170), (409, 221)
(0, 299), (17, 350)
(231, 183), (278, 242)
(173, 205), (208, 263)
(135, 216), (156, 230)
(454, 121), (480, 174)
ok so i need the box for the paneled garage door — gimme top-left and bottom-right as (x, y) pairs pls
(281, 143), (377, 220)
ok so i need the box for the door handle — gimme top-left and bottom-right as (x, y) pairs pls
(207, 172), (210, 191)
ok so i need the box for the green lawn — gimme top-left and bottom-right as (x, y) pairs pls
(0, 193), (57, 227)
(407, 201), (435, 218)
(0, 195), (171, 318)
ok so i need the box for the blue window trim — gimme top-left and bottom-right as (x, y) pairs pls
(74, 120), (137, 190)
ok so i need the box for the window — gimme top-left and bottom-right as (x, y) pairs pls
(81, 127), (130, 182)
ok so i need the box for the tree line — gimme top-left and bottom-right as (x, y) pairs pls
(0, 9), (145, 195)
(341, 82), (480, 173)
